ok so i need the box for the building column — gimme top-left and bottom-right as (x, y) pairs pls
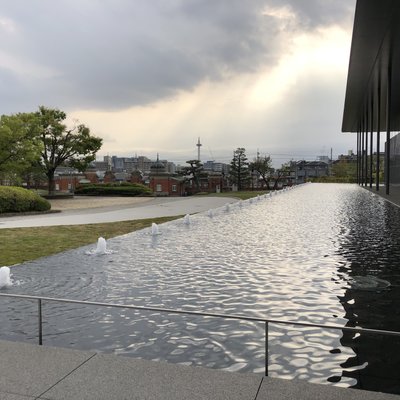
(370, 114), (374, 188)
(376, 81), (381, 191)
(361, 128), (365, 186)
(365, 111), (369, 187)
(385, 64), (392, 195)
(357, 129), (360, 185)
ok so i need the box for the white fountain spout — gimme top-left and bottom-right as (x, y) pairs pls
(151, 223), (161, 235)
(183, 214), (190, 225)
(0, 267), (12, 289)
(95, 237), (107, 254)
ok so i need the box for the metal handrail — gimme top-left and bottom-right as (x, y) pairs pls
(1, 292), (400, 376)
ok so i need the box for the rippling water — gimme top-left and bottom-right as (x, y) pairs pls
(2, 184), (400, 393)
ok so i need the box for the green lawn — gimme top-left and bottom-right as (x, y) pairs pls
(1, 216), (179, 266)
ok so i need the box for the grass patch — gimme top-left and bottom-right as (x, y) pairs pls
(1, 216), (179, 266)
(205, 190), (268, 200)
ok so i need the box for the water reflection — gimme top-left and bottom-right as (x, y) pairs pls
(1, 184), (400, 393)
(335, 189), (400, 393)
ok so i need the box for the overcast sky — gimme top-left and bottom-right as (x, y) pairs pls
(0, 0), (357, 166)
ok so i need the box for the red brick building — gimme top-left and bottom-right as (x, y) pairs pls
(148, 157), (185, 196)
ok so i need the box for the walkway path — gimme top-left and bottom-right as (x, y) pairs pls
(1, 340), (398, 400)
(0, 196), (237, 228)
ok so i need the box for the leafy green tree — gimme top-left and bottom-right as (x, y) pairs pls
(249, 155), (273, 188)
(0, 113), (42, 183)
(35, 106), (103, 194)
(229, 147), (250, 190)
(21, 164), (47, 189)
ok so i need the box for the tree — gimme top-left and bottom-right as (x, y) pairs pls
(35, 106), (103, 194)
(332, 160), (357, 182)
(229, 147), (250, 190)
(0, 113), (42, 184)
(249, 155), (273, 188)
(180, 159), (204, 192)
(272, 161), (292, 189)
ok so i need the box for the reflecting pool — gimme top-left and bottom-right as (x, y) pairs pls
(1, 184), (400, 393)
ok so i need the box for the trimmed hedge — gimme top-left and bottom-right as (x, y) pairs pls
(75, 182), (152, 196)
(310, 176), (357, 183)
(0, 186), (51, 213)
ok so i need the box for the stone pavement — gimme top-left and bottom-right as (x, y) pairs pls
(0, 340), (398, 400)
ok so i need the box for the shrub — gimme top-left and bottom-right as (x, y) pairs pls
(0, 186), (51, 214)
(75, 182), (152, 196)
(310, 176), (357, 183)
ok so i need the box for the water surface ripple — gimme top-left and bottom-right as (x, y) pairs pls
(2, 184), (400, 393)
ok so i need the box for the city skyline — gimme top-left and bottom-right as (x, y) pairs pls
(97, 145), (354, 169)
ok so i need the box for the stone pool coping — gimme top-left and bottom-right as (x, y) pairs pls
(0, 340), (398, 400)
(365, 186), (400, 208)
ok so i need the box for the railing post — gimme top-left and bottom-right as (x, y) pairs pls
(265, 321), (268, 376)
(38, 299), (43, 345)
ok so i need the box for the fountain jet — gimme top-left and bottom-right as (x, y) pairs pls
(86, 237), (114, 255)
(0, 267), (12, 289)
(151, 223), (161, 235)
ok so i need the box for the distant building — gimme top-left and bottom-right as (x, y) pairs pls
(106, 155), (176, 174)
(53, 166), (85, 192)
(148, 156), (184, 196)
(90, 159), (111, 171)
(338, 150), (357, 163)
(71, 154), (231, 196)
(202, 160), (230, 174)
(317, 155), (330, 164)
(292, 160), (329, 184)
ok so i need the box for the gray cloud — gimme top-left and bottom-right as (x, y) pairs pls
(267, 0), (355, 28)
(0, 0), (354, 114)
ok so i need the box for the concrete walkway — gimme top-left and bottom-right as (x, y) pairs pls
(0, 196), (237, 229)
(0, 340), (398, 400)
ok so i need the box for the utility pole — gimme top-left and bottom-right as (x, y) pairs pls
(196, 137), (202, 162)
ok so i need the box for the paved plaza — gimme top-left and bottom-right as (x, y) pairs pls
(0, 340), (399, 400)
